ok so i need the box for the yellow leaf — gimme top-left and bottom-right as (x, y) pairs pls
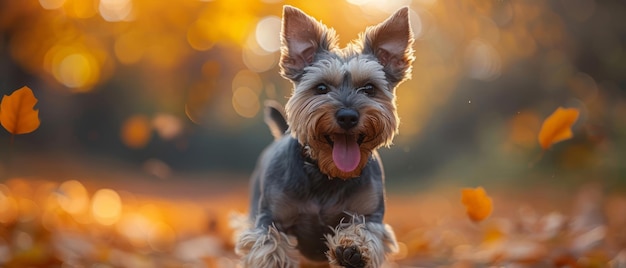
(461, 187), (493, 222)
(538, 107), (580, 150)
(0, 86), (40, 135)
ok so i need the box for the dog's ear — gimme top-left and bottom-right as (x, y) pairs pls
(280, 5), (337, 82)
(362, 7), (415, 87)
(264, 100), (289, 140)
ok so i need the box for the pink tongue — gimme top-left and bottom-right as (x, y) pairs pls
(332, 135), (361, 172)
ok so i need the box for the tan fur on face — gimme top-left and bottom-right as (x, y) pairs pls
(286, 57), (398, 179)
(280, 6), (413, 179)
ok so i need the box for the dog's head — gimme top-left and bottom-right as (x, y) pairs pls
(280, 6), (414, 179)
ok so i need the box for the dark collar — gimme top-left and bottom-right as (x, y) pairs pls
(301, 144), (318, 167)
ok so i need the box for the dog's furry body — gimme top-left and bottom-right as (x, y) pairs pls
(251, 119), (388, 261)
(235, 5), (414, 267)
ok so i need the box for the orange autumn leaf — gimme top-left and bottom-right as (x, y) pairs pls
(538, 107), (580, 150)
(0, 86), (40, 135)
(461, 187), (493, 222)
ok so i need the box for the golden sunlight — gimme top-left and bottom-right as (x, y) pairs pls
(55, 53), (97, 90)
(99, 0), (134, 22)
(232, 87), (260, 118)
(39, 0), (65, 10)
(243, 34), (279, 72)
(0, 185), (18, 224)
(91, 189), (122, 226)
(64, 0), (98, 18)
(232, 70), (263, 94)
(56, 180), (89, 215)
(120, 115), (153, 149)
(255, 16), (282, 53)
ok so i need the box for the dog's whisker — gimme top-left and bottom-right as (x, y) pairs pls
(357, 134), (366, 145)
(324, 135), (334, 146)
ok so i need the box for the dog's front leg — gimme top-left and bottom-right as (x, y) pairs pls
(234, 214), (299, 268)
(325, 215), (398, 268)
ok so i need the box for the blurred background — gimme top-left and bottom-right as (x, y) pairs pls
(2, 0), (626, 187)
(1, 0), (625, 267)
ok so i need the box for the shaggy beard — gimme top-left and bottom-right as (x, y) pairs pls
(286, 93), (398, 179)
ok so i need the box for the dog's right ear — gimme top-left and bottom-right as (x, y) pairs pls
(279, 5), (337, 82)
(361, 7), (415, 88)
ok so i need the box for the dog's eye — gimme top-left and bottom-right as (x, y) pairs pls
(358, 84), (376, 96)
(315, 84), (329, 94)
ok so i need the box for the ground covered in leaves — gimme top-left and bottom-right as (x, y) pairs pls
(1, 168), (625, 268)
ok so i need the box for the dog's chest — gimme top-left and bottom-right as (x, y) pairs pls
(271, 181), (379, 228)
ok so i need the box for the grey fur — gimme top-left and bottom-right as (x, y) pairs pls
(247, 134), (387, 261)
(235, 5), (413, 267)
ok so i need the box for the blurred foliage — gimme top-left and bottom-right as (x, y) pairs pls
(0, 1), (626, 266)
(1, 0), (625, 186)
(0, 178), (624, 267)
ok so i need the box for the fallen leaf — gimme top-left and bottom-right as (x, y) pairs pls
(461, 187), (493, 222)
(0, 86), (40, 135)
(538, 107), (580, 150)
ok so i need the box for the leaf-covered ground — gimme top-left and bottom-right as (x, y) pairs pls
(1, 158), (625, 268)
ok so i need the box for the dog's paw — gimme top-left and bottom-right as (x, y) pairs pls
(334, 245), (365, 268)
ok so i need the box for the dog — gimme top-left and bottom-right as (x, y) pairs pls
(234, 5), (414, 268)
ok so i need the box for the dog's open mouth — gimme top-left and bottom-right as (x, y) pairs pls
(324, 134), (365, 173)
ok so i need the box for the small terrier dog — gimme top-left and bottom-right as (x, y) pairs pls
(234, 5), (414, 268)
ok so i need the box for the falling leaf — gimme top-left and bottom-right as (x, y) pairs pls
(461, 187), (493, 222)
(538, 107), (580, 150)
(0, 86), (40, 135)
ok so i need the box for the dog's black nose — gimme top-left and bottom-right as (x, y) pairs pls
(336, 108), (359, 130)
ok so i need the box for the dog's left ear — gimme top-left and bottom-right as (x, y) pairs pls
(279, 5), (338, 82)
(362, 7), (415, 87)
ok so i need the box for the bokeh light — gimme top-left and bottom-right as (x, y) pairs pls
(99, 0), (134, 22)
(120, 115), (152, 149)
(507, 111), (541, 150)
(231, 69), (263, 118)
(243, 34), (279, 72)
(117, 211), (152, 248)
(17, 198), (39, 223)
(2, 0), (626, 266)
(39, 0), (65, 10)
(91, 189), (122, 226)
(255, 16), (281, 53)
(63, 0), (98, 19)
(114, 30), (145, 65)
(187, 19), (217, 51)
(55, 53), (98, 90)
(55, 180), (89, 215)
(44, 44), (103, 92)
(232, 87), (260, 118)
(152, 113), (183, 141)
(464, 39), (502, 81)
(231, 69), (263, 94)
(0, 185), (18, 224)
